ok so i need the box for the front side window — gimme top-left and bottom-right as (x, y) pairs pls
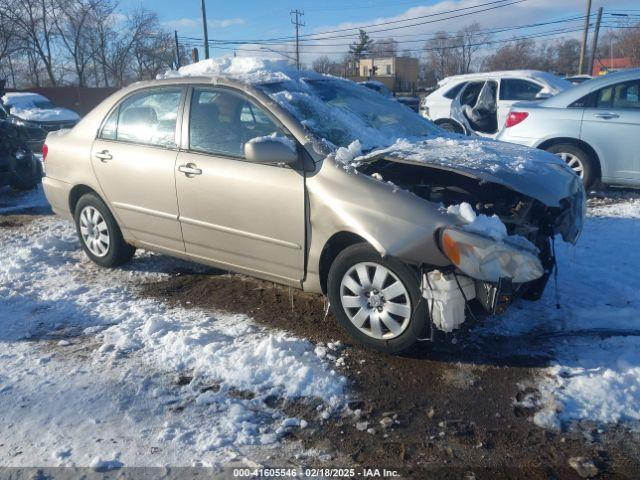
(189, 88), (283, 157)
(595, 80), (640, 109)
(499, 79), (543, 101)
(100, 88), (182, 147)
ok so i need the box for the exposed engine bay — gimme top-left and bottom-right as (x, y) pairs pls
(357, 159), (570, 333)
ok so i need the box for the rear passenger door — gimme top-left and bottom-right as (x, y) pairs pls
(174, 86), (306, 285)
(581, 79), (640, 183)
(91, 87), (186, 252)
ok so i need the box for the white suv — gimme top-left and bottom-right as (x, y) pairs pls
(421, 70), (571, 137)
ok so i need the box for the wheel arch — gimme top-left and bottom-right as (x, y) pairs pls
(68, 184), (102, 215)
(433, 117), (467, 134)
(318, 231), (369, 294)
(537, 137), (602, 181)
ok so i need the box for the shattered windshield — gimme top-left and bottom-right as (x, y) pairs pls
(259, 78), (438, 152)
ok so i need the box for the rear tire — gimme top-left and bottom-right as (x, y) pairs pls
(74, 193), (135, 268)
(546, 143), (598, 190)
(327, 243), (428, 354)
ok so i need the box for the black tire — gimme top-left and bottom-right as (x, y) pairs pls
(436, 120), (465, 135)
(74, 193), (136, 268)
(327, 243), (429, 354)
(545, 143), (598, 190)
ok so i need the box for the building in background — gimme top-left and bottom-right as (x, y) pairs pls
(350, 56), (419, 93)
(593, 57), (637, 76)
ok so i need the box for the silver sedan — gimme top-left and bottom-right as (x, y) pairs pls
(497, 68), (640, 189)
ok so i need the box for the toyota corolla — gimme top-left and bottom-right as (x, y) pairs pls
(42, 58), (585, 353)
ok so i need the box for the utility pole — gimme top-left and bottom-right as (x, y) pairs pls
(290, 9), (305, 69)
(578, 0), (592, 75)
(174, 30), (181, 69)
(588, 7), (603, 77)
(201, 0), (210, 59)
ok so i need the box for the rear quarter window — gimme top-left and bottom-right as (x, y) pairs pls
(443, 82), (467, 99)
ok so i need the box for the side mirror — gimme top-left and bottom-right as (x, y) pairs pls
(535, 91), (552, 100)
(244, 137), (298, 165)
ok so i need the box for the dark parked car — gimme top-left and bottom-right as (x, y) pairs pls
(0, 83), (42, 190)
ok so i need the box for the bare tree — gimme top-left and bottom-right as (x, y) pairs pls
(424, 31), (458, 80)
(6, 0), (58, 85)
(371, 37), (398, 57)
(311, 55), (334, 74)
(454, 23), (490, 74)
(52, 0), (108, 87)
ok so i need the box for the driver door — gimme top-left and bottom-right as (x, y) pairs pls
(175, 86), (306, 285)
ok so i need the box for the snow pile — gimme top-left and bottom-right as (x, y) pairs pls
(446, 202), (507, 241)
(483, 195), (640, 428)
(334, 140), (363, 168)
(160, 56), (299, 85)
(3, 92), (80, 122)
(9, 107), (79, 122)
(247, 132), (296, 152)
(0, 212), (346, 466)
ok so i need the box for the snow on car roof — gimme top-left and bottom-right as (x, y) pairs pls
(161, 57), (438, 153)
(160, 56), (324, 85)
(2, 92), (50, 106)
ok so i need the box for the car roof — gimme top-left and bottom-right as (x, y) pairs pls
(541, 68), (640, 107)
(437, 70), (572, 93)
(2, 92), (50, 105)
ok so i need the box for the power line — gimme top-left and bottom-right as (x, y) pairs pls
(183, 15), (590, 48)
(185, 0), (525, 44)
(179, 23), (622, 57)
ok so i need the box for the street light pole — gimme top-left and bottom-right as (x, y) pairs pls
(578, 0), (592, 75)
(201, 0), (210, 59)
(588, 7), (603, 77)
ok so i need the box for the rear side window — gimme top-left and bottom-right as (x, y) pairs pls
(499, 79), (543, 101)
(443, 82), (466, 99)
(595, 80), (640, 109)
(99, 88), (182, 147)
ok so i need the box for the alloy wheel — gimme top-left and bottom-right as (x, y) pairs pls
(339, 262), (412, 340)
(79, 206), (110, 257)
(556, 152), (584, 178)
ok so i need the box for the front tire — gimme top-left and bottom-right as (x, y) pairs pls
(546, 143), (598, 190)
(74, 193), (135, 267)
(327, 243), (428, 354)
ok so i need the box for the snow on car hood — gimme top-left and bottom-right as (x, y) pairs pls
(356, 136), (584, 207)
(11, 106), (80, 123)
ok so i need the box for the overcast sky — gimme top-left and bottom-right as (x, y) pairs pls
(131, 0), (637, 62)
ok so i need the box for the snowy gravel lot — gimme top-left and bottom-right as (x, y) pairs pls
(1, 185), (640, 475)
(0, 187), (345, 468)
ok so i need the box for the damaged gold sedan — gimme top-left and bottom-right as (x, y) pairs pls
(42, 59), (585, 353)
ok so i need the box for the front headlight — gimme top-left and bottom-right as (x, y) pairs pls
(439, 227), (544, 283)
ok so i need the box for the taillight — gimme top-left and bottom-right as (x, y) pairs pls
(42, 143), (48, 161)
(505, 111), (529, 128)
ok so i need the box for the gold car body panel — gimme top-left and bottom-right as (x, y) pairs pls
(42, 76), (455, 294)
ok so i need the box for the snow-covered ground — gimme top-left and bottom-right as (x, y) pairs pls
(0, 189), (346, 467)
(1, 187), (639, 468)
(488, 195), (640, 429)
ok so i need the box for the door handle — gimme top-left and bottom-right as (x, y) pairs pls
(178, 163), (202, 177)
(593, 112), (619, 119)
(94, 150), (113, 162)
